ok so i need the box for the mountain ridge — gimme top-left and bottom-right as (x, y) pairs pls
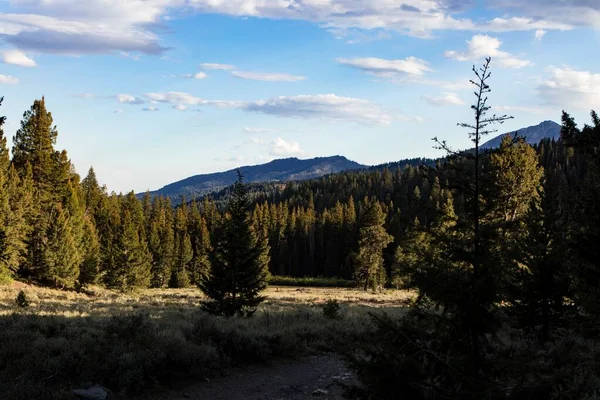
(146, 155), (366, 201)
(480, 120), (561, 149)
(145, 120), (562, 201)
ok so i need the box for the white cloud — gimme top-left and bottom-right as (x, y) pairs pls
(337, 56), (432, 78)
(144, 92), (242, 108)
(172, 104), (187, 111)
(423, 92), (465, 107)
(200, 63), (235, 70)
(129, 91), (414, 125)
(487, 0), (600, 30)
(113, 109), (123, 114)
(244, 94), (393, 125)
(269, 137), (305, 157)
(115, 94), (145, 104)
(536, 67), (600, 109)
(0, 1), (168, 56)
(1, 0), (592, 60)
(73, 93), (94, 98)
(231, 71), (306, 82)
(483, 17), (571, 32)
(534, 29), (546, 41)
(0, 49), (37, 67)
(142, 106), (159, 111)
(177, 72), (208, 79)
(445, 34), (531, 69)
(0, 74), (19, 84)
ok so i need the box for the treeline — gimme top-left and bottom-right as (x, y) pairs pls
(0, 95), (590, 295)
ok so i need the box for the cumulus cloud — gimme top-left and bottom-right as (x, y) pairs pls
(231, 71), (306, 82)
(0, 74), (19, 84)
(200, 63), (235, 70)
(423, 92), (465, 107)
(244, 94), (393, 125)
(487, 0), (600, 30)
(337, 56), (432, 79)
(534, 29), (547, 41)
(1, 0), (591, 60)
(0, 0), (168, 56)
(113, 108), (123, 114)
(445, 34), (531, 68)
(115, 94), (145, 104)
(0, 49), (37, 67)
(536, 67), (600, 109)
(142, 106), (159, 111)
(269, 137), (305, 157)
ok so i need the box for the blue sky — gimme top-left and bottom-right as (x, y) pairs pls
(1, 0), (599, 193)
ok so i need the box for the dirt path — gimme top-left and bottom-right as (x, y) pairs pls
(143, 354), (356, 400)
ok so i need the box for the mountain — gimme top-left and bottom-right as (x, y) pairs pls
(480, 120), (561, 149)
(146, 156), (366, 201)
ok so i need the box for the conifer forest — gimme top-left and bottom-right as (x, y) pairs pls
(2, 56), (600, 400)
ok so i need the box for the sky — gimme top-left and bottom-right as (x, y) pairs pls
(1, 0), (599, 193)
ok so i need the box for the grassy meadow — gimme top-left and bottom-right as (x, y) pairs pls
(0, 283), (412, 399)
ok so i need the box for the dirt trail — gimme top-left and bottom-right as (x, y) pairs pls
(143, 354), (356, 400)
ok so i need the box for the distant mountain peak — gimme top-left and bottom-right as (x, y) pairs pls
(480, 120), (561, 149)
(145, 155), (366, 201)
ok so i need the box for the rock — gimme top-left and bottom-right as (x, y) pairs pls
(72, 385), (109, 400)
(312, 388), (329, 396)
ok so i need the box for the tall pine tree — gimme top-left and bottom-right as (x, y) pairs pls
(199, 171), (270, 317)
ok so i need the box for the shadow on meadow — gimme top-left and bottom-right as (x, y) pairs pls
(0, 285), (410, 400)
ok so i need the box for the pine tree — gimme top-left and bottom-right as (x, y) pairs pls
(199, 171), (270, 317)
(148, 197), (174, 288)
(352, 197), (393, 291)
(81, 167), (104, 215)
(118, 210), (152, 290)
(12, 97), (59, 200)
(188, 202), (212, 286)
(0, 97), (14, 282)
(169, 207), (192, 288)
(11, 98), (72, 282)
(78, 214), (101, 286)
(44, 203), (81, 288)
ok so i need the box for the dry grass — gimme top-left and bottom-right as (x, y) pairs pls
(0, 284), (413, 317)
(0, 282), (412, 400)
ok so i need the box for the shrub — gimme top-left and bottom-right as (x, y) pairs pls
(322, 299), (342, 320)
(15, 291), (29, 308)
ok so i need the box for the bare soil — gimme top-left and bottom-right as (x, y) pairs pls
(142, 354), (356, 400)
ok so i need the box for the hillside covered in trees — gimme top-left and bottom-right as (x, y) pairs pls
(0, 93), (594, 293)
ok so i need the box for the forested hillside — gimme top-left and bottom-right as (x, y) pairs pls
(0, 95), (592, 291)
(146, 155), (366, 201)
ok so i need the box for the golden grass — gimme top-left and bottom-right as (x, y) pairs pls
(0, 282), (413, 400)
(0, 283), (414, 318)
